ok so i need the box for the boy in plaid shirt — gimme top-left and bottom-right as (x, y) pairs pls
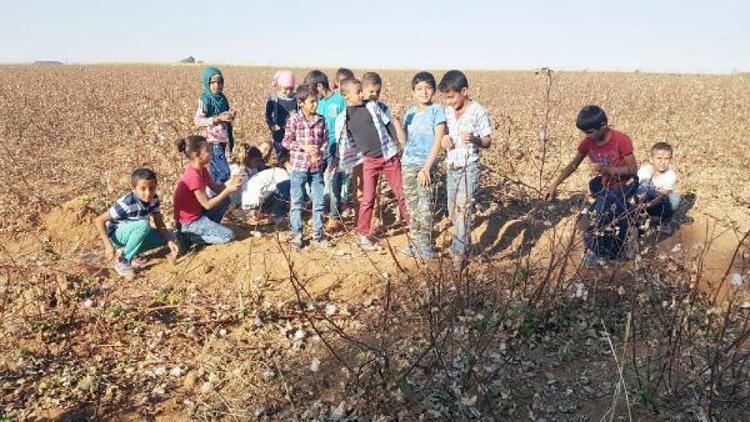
(282, 84), (330, 249)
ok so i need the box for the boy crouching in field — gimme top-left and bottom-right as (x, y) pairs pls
(637, 142), (680, 234)
(94, 168), (179, 279)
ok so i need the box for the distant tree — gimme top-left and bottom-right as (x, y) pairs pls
(34, 61), (63, 66)
(180, 56), (196, 64)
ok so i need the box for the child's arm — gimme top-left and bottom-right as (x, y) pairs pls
(465, 133), (492, 148)
(544, 152), (586, 201)
(265, 98), (279, 131)
(194, 100), (231, 127)
(320, 122), (330, 169)
(385, 122), (400, 146)
(93, 212), (116, 261)
(281, 118), (296, 151)
(597, 154), (638, 179)
(151, 213), (179, 258)
(391, 112), (407, 147)
(194, 101), (215, 127)
(419, 122), (447, 187)
(194, 175), (243, 210)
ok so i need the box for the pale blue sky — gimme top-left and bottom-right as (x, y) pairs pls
(2, 0), (748, 73)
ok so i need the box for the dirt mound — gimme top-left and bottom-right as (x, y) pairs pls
(41, 196), (100, 245)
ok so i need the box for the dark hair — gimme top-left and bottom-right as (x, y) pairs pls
(651, 142), (673, 155)
(131, 167), (157, 186)
(438, 70), (469, 92)
(175, 135), (207, 159)
(411, 71), (436, 90)
(296, 83), (318, 102)
(361, 72), (382, 86)
(247, 146), (262, 159)
(335, 68), (354, 79)
(303, 70), (330, 91)
(339, 77), (361, 94)
(575, 105), (608, 131)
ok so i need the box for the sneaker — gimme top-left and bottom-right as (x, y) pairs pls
(311, 235), (331, 249)
(582, 250), (600, 268)
(418, 247), (439, 260)
(290, 234), (303, 249)
(400, 243), (416, 257)
(113, 260), (135, 278)
(356, 235), (379, 251)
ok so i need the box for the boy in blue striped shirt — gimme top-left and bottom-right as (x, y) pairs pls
(94, 168), (178, 279)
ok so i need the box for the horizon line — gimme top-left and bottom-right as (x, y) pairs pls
(1, 60), (747, 76)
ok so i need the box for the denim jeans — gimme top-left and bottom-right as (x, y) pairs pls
(290, 170), (325, 236)
(324, 170), (343, 218)
(639, 189), (674, 223)
(340, 170), (353, 204)
(446, 162), (480, 256)
(208, 143), (230, 184)
(181, 198), (233, 245)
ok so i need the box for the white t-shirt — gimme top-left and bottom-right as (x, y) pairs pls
(229, 164), (263, 206)
(241, 167), (290, 209)
(444, 101), (492, 168)
(637, 164), (680, 210)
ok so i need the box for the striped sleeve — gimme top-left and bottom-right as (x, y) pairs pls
(150, 196), (161, 214)
(108, 196), (129, 220)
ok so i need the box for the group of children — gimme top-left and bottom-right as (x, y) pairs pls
(94, 67), (680, 278)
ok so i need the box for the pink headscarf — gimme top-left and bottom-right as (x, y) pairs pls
(271, 70), (295, 88)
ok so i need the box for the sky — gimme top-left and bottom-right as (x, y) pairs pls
(1, 0), (748, 74)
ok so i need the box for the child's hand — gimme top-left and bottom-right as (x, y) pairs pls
(590, 162), (604, 175)
(226, 173), (245, 192)
(418, 167), (431, 187)
(543, 186), (557, 202)
(441, 134), (454, 150)
(215, 112), (229, 123)
(301, 145), (321, 165)
(166, 240), (179, 262)
(271, 125), (281, 131)
(461, 132), (474, 145)
(326, 165), (338, 175)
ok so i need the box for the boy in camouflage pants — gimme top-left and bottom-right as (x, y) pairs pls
(397, 72), (447, 259)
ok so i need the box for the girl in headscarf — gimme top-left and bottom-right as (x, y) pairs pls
(264, 70), (297, 161)
(194, 67), (236, 186)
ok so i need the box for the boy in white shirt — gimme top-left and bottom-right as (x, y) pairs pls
(637, 142), (680, 234)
